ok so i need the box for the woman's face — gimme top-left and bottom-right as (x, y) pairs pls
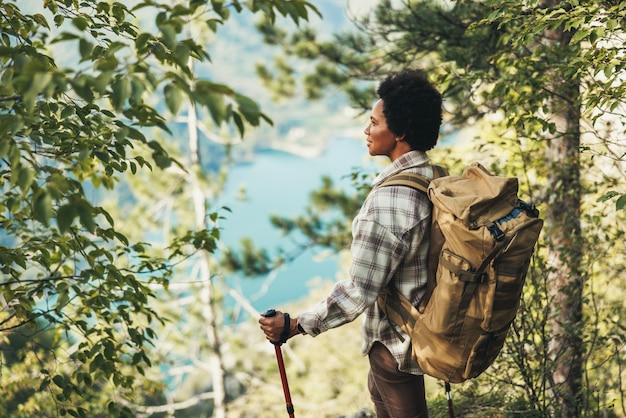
(364, 99), (406, 161)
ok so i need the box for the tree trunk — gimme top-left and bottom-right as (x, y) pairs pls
(188, 85), (227, 418)
(542, 2), (584, 415)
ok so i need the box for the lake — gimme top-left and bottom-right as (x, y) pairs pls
(218, 136), (381, 317)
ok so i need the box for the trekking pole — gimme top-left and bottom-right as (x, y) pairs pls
(263, 309), (295, 418)
(445, 382), (456, 418)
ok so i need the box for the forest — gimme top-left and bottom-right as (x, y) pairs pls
(1, 0), (625, 417)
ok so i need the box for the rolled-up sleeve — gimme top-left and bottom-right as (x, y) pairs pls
(298, 201), (407, 337)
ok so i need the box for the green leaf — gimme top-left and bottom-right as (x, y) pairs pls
(47, 0), (59, 14)
(174, 42), (191, 66)
(39, 379), (51, 392)
(8, 139), (20, 167)
(24, 72), (52, 112)
(52, 374), (66, 388)
(130, 78), (145, 104)
(0, 138), (10, 159)
(90, 353), (104, 373)
(33, 188), (53, 226)
(76, 199), (96, 233)
(127, 126), (146, 142)
(152, 152), (172, 169)
(616, 194), (626, 211)
(79, 38), (93, 60)
(199, 92), (227, 125)
(597, 191), (619, 203)
(16, 166), (34, 193)
(72, 16), (89, 31)
(111, 77), (131, 110)
(158, 23), (177, 48)
(164, 83), (182, 114)
(195, 80), (234, 95)
(56, 287), (70, 308)
(235, 94), (261, 124)
(607, 19), (618, 31)
(70, 78), (95, 102)
(57, 204), (77, 233)
(33, 13), (50, 29)
(232, 112), (244, 137)
(135, 32), (152, 50)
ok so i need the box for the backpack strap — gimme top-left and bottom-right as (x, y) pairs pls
(377, 286), (417, 340)
(377, 164), (448, 334)
(379, 164), (448, 314)
(379, 164), (449, 194)
(432, 164), (449, 178)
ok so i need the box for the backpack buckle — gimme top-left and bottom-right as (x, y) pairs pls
(459, 271), (487, 283)
(488, 224), (505, 241)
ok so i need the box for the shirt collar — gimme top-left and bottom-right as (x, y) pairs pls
(372, 150), (430, 186)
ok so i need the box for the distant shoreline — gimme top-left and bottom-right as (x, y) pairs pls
(261, 140), (326, 159)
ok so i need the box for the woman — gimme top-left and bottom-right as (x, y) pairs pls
(259, 69), (443, 418)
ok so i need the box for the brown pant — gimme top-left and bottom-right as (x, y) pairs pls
(368, 342), (428, 418)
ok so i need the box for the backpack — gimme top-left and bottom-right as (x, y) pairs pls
(377, 162), (544, 384)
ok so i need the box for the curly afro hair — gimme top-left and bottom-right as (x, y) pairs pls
(376, 69), (442, 152)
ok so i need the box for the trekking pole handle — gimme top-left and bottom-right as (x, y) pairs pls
(263, 308), (292, 346)
(263, 308), (295, 417)
(263, 309), (280, 345)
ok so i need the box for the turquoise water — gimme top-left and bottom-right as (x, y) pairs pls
(218, 137), (380, 316)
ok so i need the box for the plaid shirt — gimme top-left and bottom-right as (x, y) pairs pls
(298, 151), (435, 374)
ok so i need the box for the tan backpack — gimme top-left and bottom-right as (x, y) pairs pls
(377, 162), (544, 384)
